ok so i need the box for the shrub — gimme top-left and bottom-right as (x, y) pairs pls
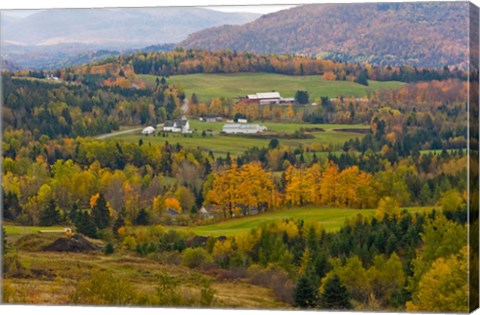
(122, 236), (137, 250)
(2, 280), (14, 303)
(182, 247), (212, 269)
(71, 270), (137, 305)
(199, 280), (216, 306)
(104, 242), (114, 255)
(3, 252), (26, 276)
(155, 272), (182, 306)
(248, 264), (295, 305)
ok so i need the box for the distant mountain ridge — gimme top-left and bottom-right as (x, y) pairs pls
(1, 7), (259, 70)
(2, 8), (259, 47)
(181, 2), (470, 68)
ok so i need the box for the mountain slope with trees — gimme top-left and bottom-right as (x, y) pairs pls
(181, 2), (470, 68)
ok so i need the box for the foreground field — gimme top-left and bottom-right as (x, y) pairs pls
(3, 250), (286, 308)
(112, 121), (369, 156)
(2, 205), (438, 308)
(139, 73), (405, 100)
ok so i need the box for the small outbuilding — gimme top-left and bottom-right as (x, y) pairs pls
(198, 206), (214, 220)
(141, 126), (156, 135)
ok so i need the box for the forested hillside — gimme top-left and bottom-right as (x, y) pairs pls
(181, 2), (469, 68)
(2, 45), (477, 312)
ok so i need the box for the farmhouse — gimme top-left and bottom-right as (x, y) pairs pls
(198, 206), (215, 220)
(45, 74), (60, 81)
(163, 119), (191, 134)
(166, 207), (179, 217)
(245, 92), (294, 105)
(141, 126), (155, 135)
(222, 124), (267, 134)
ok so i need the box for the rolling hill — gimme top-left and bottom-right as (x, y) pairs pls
(181, 2), (470, 68)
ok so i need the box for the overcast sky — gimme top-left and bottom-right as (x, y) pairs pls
(205, 5), (297, 14)
(2, 5), (297, 18)
(3, 0), (479, 17)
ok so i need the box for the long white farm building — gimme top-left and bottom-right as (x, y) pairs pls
(245, 92), (294, 105)
(223, 124), (267, 134)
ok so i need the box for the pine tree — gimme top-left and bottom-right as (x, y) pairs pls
(295, 90), (309, 104)
(69, 202), (79, 224)
(3, 190), (22, 220)
(40, 199), (62, 226)
(112, 215), (126, 237)
(75, 211), (98, 238)
(92, 194), (110, 229)
(419, 183), (431, 206)
(2, 227), (7, 253)
(355, 71), (369, 86)
(294, 275), (318, 308)
(320, 274), (352, 310)
(134, 208), (149, 226)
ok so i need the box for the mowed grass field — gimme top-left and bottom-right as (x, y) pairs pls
(140, 206), (435, 237)
(4, 225), (68, 236)
(112, 121), (369, 156)
(139, 73), (405, 100)
(4, 206), (435, 239)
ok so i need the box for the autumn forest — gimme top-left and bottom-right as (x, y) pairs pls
(1, 3), (479, 313)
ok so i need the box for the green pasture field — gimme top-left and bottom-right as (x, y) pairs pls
(111, 121), (368, 157)
(137, 206), (435, 237)
(139, 73), (405, 101)
(4, 206), (434, 239)
(12, 76), (65, 85)
(3, 225), (68, 236)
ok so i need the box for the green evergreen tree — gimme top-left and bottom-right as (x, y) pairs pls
(419, 183), (431, 206)
(40, 199), (62, 226)
(2, 227), (7, 253)
(104, 242), (115, 255)
(191, 93), (199, 104)
(355, 71), (369, 86)
(92, 194), (110, 229)
(320, 274), (352, 310)
(69, 202), (79, 224)
(295, 90), (310, 104)
(294, 275), (318, 308)
(112, 215), (126, 237)
(134, 208), (149, 226)
(76, 211), (98, 238)
(3, 190), (22, 221)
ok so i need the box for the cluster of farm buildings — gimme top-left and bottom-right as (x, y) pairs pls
(141, 91), (297, 136)
(141, 119), (268, 136)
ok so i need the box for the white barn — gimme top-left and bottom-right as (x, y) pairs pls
(222, 124), (267, 134)
(245, 92), (294, 105)
(247, 92), (282, 105)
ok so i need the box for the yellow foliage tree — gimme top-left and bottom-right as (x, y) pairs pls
(319, 163), (339, 205)
(375, 197), (400, 220)
(90, 193), (100, 209)
(207, 163), (275, 218)
(165, 197), (182, 212)
(406, 246), (468, 312)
